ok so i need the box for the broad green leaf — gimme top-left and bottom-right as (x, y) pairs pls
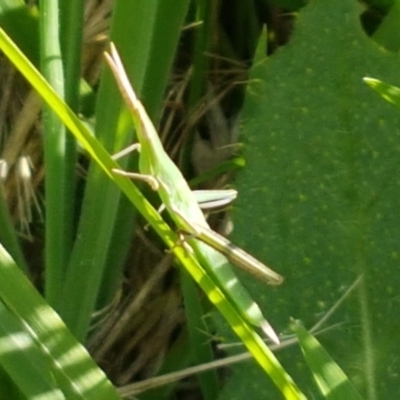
(368, 0), (395, 12)
(291, 319), (362, 399)
(221, 0), (400, 398)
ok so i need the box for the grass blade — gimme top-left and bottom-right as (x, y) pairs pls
(291, 319), (362, 399)
(0, 243), (122, 399)
(0, 300), (64, 399)
(364, 77), (400, 109)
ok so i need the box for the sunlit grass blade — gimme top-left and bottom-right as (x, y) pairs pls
(364, 77), (400, 109)
(0, 243), (122, 399)
(0, 29), (113, 177)
(291, 319), (362, 399)
(0, 300), (64, 399)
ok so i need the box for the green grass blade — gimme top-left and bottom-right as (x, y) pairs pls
(40, 0), (75, 306)
(180, 269), (219, 400)
(59, 0), (85, 106)
(291, 319), (362, 399)
(0, 243), (122, 399)
(364, 77), (400, 109)
(0, 300), (64, 399)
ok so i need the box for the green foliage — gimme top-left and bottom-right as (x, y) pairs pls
(0, 0), (39, 65)
(372, 0), (400, 51)
(0, 0), (398, 398)
(1, 21), (307, 399)
(291, 320), (363, 400)
(226, 0), (400, 398)
(0, 243), (122, 399)
(56, 0), (191, 343)
(365, 76), (400, 107)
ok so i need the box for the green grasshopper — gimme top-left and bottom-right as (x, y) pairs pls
(104, 43), (283, 344)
